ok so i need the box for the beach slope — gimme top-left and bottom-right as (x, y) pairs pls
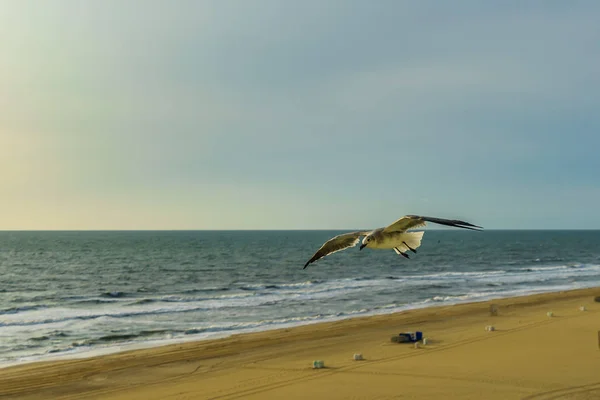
(1, 288), (599, 400)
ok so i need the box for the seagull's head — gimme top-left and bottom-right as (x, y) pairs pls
(359, 235), (373, 250)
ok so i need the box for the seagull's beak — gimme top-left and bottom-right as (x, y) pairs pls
(359, 244), (366, 250)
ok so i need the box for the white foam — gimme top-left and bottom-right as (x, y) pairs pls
(4, 258), (600, 369)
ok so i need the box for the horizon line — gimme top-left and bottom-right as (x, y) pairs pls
(1, 228), (599, 232)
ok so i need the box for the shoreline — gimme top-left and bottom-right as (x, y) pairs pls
(1, 286), (600, 399)
(3, 283), (596, 370)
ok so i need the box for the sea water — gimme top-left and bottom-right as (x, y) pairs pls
(1, 230), (599, 366)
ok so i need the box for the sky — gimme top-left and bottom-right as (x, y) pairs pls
(1, 1), (599, 230)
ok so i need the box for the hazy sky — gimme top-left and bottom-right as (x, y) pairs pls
(1, 1), (599, 230)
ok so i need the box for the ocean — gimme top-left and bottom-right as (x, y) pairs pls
(1, 230), (600, 367)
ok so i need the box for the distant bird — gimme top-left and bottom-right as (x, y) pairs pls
(303, 215), (482, 269)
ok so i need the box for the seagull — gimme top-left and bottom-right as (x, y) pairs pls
(303, 215), (482, 269)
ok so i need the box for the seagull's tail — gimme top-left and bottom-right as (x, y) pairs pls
(398, 231), (424, 253)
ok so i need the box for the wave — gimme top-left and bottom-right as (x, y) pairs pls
(397, 264), (600, 286)
(4, 264), (600, 349)
(28, 331), (69, 342)
(130, 299), (156, 305)
(237, 280), (323, 291)
(410, 270), (507, 279)
(182, 313), (366, 336)
(5, 263), (599, 329)
(101, 291), (128, 298)
(22, 282), (586, 358)
(426, 284), (583, 304)
(0, 305), (47, 315)
(518, 263), (590, 272)
(0, 292), (296, 328)
(0, 285), (382, 329)
(181, 287), (231, 294)
(80, 330), (173, 346)
(5, 282), (600, 364)
(71, 299), (122, 306)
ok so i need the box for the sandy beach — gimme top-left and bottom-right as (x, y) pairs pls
(1, 287), (599, 400)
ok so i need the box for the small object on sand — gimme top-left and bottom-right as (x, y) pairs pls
(485, 325), (495, 332)
(547, 311), (554, 317)
(391, 331), (422, 343)
(594, 296), (600, 303)
(579, 306), (586, 311)
(422, 338), (428, 345)
(312, 360), (325, 369)
(353, 353), (363, 361)
(414, 342), (419, 349)
(391, 335), (407, 343)
(489, 304), (498, 316)
(390, 331), (423, 343)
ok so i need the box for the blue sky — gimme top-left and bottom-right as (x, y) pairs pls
(1, 1), (599, 229)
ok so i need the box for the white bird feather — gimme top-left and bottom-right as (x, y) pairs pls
(303, 215), (482, 269)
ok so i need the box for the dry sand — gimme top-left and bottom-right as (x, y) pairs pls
(1, 287), (600, 400)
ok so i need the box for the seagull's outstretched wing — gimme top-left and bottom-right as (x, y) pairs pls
(304, 231), (370, 269)
(383, 215), (483, 233)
